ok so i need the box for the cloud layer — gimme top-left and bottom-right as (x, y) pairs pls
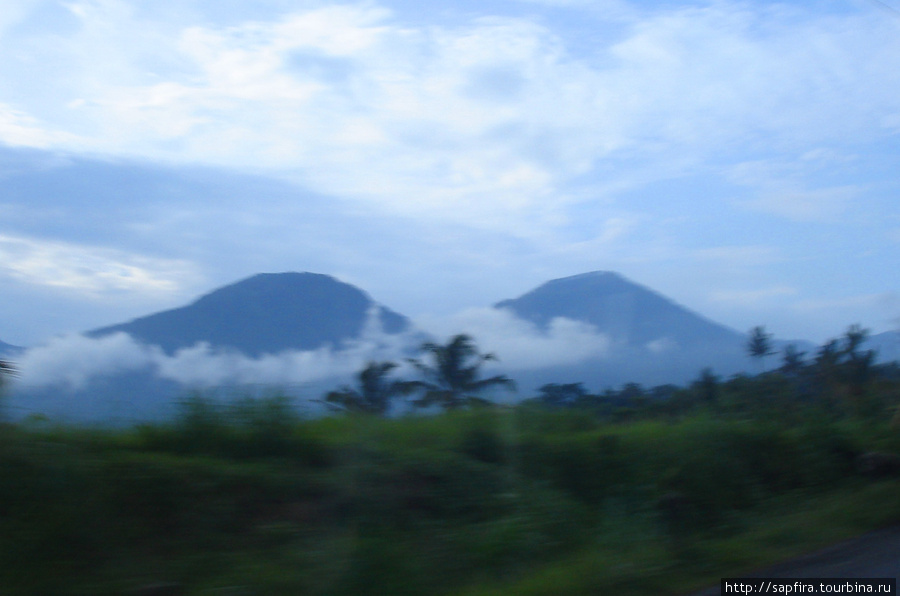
(0, 233), (197, 296)
(1, 0), (898, 347)
(14, 306), (612, 394)
(2, 2), (898, 230)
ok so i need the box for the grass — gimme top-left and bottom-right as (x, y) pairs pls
(0, 397), (899, 595)
(456, 480), (900, 596)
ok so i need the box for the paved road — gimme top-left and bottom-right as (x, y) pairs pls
(690, 526), (900, 595)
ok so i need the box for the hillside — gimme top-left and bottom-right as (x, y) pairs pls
(90, 272), (411, 356)
(0, 340), (21, 357)
(495, 271), (743, 349)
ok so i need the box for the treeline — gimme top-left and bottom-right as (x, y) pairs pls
(524, 324), (896, 423)
(314, 324), (898, 426)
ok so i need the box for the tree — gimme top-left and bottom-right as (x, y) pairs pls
(0, 360), (15, 411)
(841, 324), (876, 412)
(0, 360), (13, 391)
(746, 326), (775, 373)
(812, 326), (877, 414)
(693, 367), (719, 406)
(813, 338), (842, 402)
(536, 383), (588, 408)
(406, 334), (516, 410)
(779, 344), (806, 377)
(323, 361), (412, 416)
(843, 324), (869, 358)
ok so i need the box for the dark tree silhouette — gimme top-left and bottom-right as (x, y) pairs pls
(407, 334), (515, 410)
(693, 367), (719, 405)
(841, 324), (876, 411)
(323, 361), (412, 415)
(811, 326), (877, 414)
(843, 324), (870, 358)
(537, 382), (588, 408)
(780, 344), (806, 377)
(746, 326), (775, 373)
(0, 360), (15, 392)
(814, 338), (842, 398)
(0, 360), (15, 420)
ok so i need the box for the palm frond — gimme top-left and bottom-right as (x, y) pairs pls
(406, 335), (516, 410)
(469, 375), (516, 392)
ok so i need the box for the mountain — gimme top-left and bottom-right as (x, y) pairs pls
(8, 269), (853, 421)
(868, 330), (900, 363)
(494, 271), (775, 391)
(90, 272), (411, 356)
(495, 271), (743, 349)
(0, 340), (23, 357)
(9, 272), (415, 423)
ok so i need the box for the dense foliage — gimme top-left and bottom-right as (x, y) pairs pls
(0, 328), (898, 595)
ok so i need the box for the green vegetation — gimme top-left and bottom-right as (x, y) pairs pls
(323, 361), (414, 415)
(406, 334), (516, 410)
(1, 328), (899, 595)
(0, 359), (15, 417)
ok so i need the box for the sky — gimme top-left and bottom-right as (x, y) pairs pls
(2, 0), (900, 350)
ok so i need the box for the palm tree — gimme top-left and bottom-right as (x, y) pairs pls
(323, 361), (411, 416)
(406, 334), (515, 410)
(812, 326), (876, 414)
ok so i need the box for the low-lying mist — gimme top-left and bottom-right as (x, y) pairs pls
(5, 308), (621, 422)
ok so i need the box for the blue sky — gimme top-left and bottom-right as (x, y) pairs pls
(1, 0), (899, 348)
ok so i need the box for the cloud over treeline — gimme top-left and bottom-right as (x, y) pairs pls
(414, 307), (610, 370)
(13, 308), (611, 392)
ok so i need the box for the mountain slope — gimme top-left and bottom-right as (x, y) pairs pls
(868, 330), (900, 363)
(495, 271), (743, 349)
(491, 271), (779, 391)
(0, 340), (23, 357)
(90, 272), (411, 356)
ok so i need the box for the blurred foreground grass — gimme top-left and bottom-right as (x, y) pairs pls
(1, 397), (899, 595)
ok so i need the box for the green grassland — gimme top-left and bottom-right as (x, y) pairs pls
(0, 384), (899, 595)
(2, 328), (900, 595)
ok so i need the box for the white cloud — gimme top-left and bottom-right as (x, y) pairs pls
(154, 307), (420, 386)
(710, 286), (799, 306)
(691, 245), (781, 266)
(794, 292), (900, 313)
(0, 103), (77, 148)
(14, 307), (422, 390)
(745, 185), (859, 222)
(415, 307), (610, 370)
(729, 158), (862, 222)
(0, 0), (898, 351)
(1, 2), (896, 233)
(13, 333), (363, 390)
(0, 233), (199, 297)
(645, 336), (676, 354)
(0, 0), (35, 36)
(16, 332), (153, 389)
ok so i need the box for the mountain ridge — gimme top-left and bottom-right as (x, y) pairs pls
(7, 269), (897, 422)
(495, 270), (743, 349)
(0, 340), (21, 357)
(89, 272), (411, 356)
